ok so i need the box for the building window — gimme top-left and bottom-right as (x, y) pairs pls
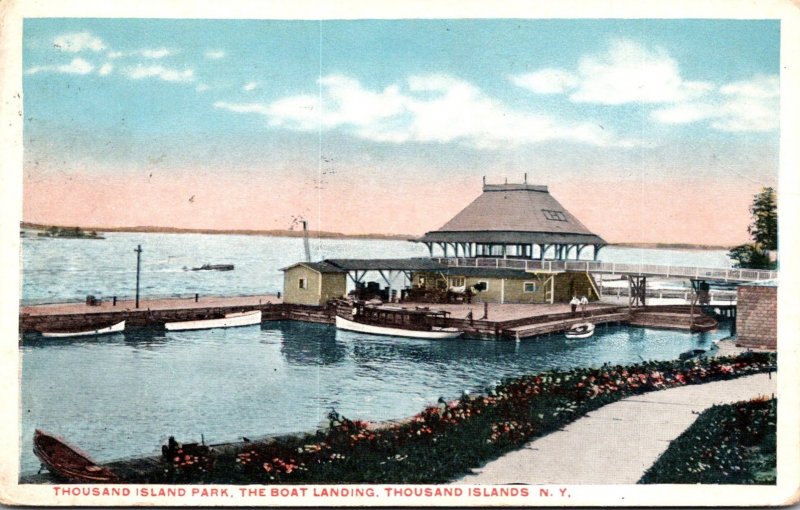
(418, 276), (426, 286)
(449, 276), (465, 288)
(473, 280), (489, 292)
(524, 281), (537, 293)
(542, 209), (567, 221)
(298, 278), (307, 289)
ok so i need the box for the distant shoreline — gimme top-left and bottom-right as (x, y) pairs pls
(611, 242), (733, 251)
(20, 222), (734, 250)
(20, 222), (415, 241)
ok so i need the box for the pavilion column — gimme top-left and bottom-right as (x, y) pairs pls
(576, 244), (585, 260)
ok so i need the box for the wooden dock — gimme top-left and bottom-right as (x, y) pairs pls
(20, 296), (716, 340)
(19, 295), (283, 334)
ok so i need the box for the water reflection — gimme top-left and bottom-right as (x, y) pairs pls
(263, 321), (347, 366)
(121, 327), (170, 350)
(20, 331), (128, 349)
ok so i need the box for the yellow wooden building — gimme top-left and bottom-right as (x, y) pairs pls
(281, 262), (347, 306)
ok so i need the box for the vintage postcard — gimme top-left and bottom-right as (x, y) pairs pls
(2, 0), (799, 506)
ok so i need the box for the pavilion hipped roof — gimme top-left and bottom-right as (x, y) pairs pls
(418, 182), (606, 246)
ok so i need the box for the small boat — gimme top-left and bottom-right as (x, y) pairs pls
(565, 322), (595, 339)
(40, 320), (125, 338)
(165, 310), (261, 331)
(336, 303), (462, 339)
(32, 429), (119, 483)
(192, 264), (234, 271)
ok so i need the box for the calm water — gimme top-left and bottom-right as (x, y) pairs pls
(20, 232), (733, 304)
(20, 321), (730, 473)
(18, 232), (735, 473)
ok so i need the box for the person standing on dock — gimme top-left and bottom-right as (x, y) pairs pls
(570, 296), (579, 315)
(580, 295), (589, 317)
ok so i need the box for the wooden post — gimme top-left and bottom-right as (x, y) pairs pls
(134, 244), (142, 309)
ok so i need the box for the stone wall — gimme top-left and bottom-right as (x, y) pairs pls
(736, 285), (777, 350)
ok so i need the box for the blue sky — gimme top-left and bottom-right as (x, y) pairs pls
(22, 18), (780, 242)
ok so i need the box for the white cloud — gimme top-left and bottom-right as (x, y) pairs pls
(140, 48), (173, 59)
(26, 58), (94, 76)
(53, 32), (105, 53)
(216, 73), (636, 149)
(243, 81), (258, 92)
(511, 39), (712, 105)
(125, 65), (194, 83)
(196, 83), (210, 93)
(106, 48), (174, 59)
(205, 50), (225, 60)
(98, 63), (114, 76)
(510, 69), (579, 94)
(214, 101), (273, 115)
(651, 75), (779, 132)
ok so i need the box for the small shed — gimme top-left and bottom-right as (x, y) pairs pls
(281, 262), (347, 306)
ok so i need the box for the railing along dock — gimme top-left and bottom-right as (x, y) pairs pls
(433, 257), (777, 283)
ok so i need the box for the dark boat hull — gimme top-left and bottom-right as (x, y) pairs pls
(33, 429), (119, 483)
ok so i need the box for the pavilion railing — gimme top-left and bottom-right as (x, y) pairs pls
(432, 257), (778, 283)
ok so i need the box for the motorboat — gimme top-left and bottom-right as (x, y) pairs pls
(40, 320), (125, 338)
(191, 264), (234, 271)
(565, 322), (595, 339)
(164, 310), (261, 331)
(336, 303), (462, 339)
(32, 429), (119, 483)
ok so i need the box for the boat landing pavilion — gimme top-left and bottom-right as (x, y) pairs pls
(416, 181), (606, 261)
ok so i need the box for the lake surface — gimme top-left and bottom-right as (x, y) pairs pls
(18, 232), (736, 474)
(19, 232), (734, 304)
(19, 321), (730, 474)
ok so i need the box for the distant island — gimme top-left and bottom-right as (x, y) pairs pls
(29, 225), (105, 240)
(20, 222), (415, 241)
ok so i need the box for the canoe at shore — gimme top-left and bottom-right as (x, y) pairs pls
(40, 320), (125, 338)
(164, 310), (262, 331)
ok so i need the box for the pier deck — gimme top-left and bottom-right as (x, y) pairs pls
(19, 295), (282, 334)
(20, 296), (714, 339)
(21, 294), (282, 316)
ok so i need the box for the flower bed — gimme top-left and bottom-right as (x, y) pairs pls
(134, 351), (775, 484)
(640, 396), (777, 484)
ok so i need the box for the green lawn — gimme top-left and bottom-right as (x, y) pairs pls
(640, 397), (776, 484)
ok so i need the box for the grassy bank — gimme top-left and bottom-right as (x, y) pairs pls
(127, 352), (775, 484)
(640, 397), (777, 484)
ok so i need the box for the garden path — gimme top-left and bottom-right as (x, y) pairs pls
(457, 372), (777, 484)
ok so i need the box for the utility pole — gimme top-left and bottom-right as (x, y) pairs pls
(302, 220), (311, 263)
(134, 244), (142, 309)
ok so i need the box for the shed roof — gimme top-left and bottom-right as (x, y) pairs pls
(439, 266), (539, 279)
(280, 261), (347, 274)
(418, 182), (605, 245)
(324, 258), (448, 271)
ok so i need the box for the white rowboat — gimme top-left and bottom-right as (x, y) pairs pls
(165, 310), (262, 331)
(565, 322), (595, 339)
(335, 315), (462, 339)
(41, 320), (125, 338)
